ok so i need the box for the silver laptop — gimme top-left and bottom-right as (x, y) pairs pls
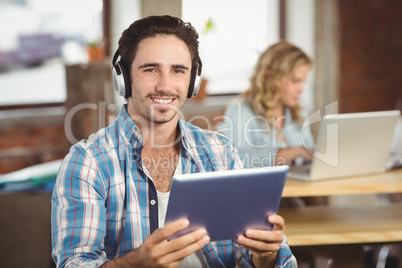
(288, 110), (401, 181)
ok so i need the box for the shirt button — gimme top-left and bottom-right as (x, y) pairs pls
(150, 200), (156, 205)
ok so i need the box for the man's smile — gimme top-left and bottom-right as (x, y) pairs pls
(151, 97), (175, 105)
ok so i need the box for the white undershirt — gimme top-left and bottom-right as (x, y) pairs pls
(155, 156), (207, 268)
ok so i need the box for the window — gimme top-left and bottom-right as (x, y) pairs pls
(182, 0), (280, 95)
(0, 0), (103, 107)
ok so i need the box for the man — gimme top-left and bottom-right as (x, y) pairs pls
(52, 15), (297, 267)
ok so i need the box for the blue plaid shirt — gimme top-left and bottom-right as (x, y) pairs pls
(51, 105), (297, 267)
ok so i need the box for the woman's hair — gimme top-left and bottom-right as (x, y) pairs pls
(118, 15), (200, 75)
(243, 40), (312, 125)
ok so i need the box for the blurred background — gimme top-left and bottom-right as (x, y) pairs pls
(0, 0), (401, 267)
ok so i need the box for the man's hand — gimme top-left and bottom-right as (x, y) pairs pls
(101, 218), (210, 268)
(237, 215), (286, 268)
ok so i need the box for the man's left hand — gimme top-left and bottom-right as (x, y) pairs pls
(237, 215), (285, 268)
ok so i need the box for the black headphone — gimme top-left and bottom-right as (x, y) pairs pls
(112, 50), (203, 99)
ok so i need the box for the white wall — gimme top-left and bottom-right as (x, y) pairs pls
(109, 0), (316, 112)
(266, 0), (280, 46)
(286, 0), (315, 114)
(182, 0), (280, 94)
(110, 0), (141, 110)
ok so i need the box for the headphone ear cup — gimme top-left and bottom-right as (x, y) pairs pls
(112, 62), (125, 97)
(189, 72), (202, 98)
(112, 61), (132, 98)
(187, 63), (202, 98)
(121, 63), (132, 98)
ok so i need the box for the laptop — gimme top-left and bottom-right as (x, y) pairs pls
(288, 110), (401, 181)
(164, 165), (288, 241)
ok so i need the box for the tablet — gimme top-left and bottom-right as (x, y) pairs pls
(164, 165), (289, 241)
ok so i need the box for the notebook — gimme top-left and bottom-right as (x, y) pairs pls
(288, 110), (401, 181)
(164, 165), (288, 241)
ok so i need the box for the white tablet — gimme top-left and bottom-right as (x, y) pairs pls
(164, 165), (289, 241)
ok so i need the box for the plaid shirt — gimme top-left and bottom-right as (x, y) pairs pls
(51, 105), (297, 268)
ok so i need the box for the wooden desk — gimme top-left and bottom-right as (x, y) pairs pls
(283, 169), (402, 197)
(280, 169), (402, 246)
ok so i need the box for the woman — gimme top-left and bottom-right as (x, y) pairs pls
(218, 40), (314, 168)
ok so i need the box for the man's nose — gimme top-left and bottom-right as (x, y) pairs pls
(156, 72), (173, 91)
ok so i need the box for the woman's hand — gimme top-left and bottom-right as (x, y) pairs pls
(275, 146), (313, 165)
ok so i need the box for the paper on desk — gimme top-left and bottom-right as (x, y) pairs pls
(0, 159), (62, 185)
(387, 117), (402, 170)
(387, 154), (402, 171)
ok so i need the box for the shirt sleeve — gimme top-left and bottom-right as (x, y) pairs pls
(232, 234), (297, 268)
(51, 145), (109, 268)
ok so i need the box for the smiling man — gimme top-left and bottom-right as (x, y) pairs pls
(129, 35), (190, 124)
(51, 15), (297, 268)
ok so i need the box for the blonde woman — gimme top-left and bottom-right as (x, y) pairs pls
(219, 40), (314, 168)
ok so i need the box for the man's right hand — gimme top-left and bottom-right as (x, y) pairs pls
(101, 218), (210, 268)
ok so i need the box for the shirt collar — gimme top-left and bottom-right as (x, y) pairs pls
(177, 118), (197, 149)
(116, 107), (210, 171)
(116, 106), (195, 149)
(115, 105), (143, 145)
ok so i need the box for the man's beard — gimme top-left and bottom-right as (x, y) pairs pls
(130, 92), (185, 124)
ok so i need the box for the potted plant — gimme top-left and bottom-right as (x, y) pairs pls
(86, 38), (105, 62)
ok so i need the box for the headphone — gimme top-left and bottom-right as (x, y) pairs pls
(112, 50), (203, 99)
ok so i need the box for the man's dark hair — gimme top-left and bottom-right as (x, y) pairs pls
(118, 15), (200, 74)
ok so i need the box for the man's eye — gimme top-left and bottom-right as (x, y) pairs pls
(173, 69), (185, 74)
(144, 68), (156, 73)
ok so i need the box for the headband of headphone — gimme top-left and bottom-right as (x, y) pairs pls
(111, 50), (203, 99)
